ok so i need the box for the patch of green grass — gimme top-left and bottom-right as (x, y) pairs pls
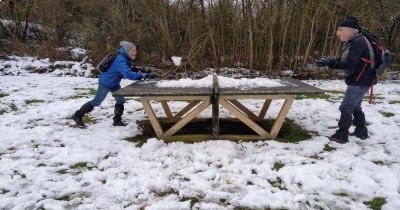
(273, 162), (285, 171)
(309, 154), (322, 160)
(295, 93), (331, 100)
(153, 188), (179, 197)
(334, 192), (349, 197)
(323, 144), (336, 152)
(55, 194), (72, 201)
(0, 109), (6, 115)
(268, 177), (287, 190)
(129, 118), (312, 144)
(219, 198), (230, 205)
(180, 197), (200, 208)
(25, 99), (45, 104)
(326, 90), (345, 95)
(67, 94), (86, 99)
(70, 162), (88, 169)
(70, 161), (96, 170)
(372, 160), (384, 165)
(275, 119), (313, 143)
(379, 111), (394, 118)
(363, 197), (386, 210)
(88, 89), (97, 95)
(10, 103), (18, 112)
(364, 95), (384, 101)
(0, 92), (9, 98)
(389, 100), (400, 104)
(57, 169), (68, 174)
(37, 163), (47, 167)
(68, 88), (97, 99)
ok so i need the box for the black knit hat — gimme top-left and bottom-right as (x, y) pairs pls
(339, 16), (360, 29)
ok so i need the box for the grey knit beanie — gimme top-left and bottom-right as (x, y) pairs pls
(120, 41), (136, 52)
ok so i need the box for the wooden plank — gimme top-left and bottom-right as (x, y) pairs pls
(140, 98), (164, 138)
(161, 101), (173, 120)
(138, 95), (211, 101)
(162, 98), (211, 138)
(220, 95), (293, 100)
(212, 74), (219, 139)
(219, 98), (269, 138)
(173, 100), (200, 120)
(258, 99), (272, 121)
(269, 97), (294, 138)
(163, 134), (212, 143)
(229, 100), (258, 121)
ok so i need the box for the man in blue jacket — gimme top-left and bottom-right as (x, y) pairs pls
(73, 41), (150, 127)
(316, 17), (374, 143)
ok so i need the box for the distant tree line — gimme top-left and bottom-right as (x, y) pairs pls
(0, 0), (399, 74)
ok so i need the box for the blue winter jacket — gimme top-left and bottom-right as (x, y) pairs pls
(99, 47), (142, 91)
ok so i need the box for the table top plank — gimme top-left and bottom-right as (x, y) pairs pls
(113, 81), (213, 97)
(219, 78), (324, 95)
(113, 78), (324, 97)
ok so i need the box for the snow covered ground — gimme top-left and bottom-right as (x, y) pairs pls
(0, 56), (400, 210)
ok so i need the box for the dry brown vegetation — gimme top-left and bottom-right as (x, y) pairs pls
(1, 0), (399, 75)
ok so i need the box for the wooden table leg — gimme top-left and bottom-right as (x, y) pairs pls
(141, 97), (211, 139)
(258, 99), (272, 121)
(141, 98), (164, 138)
(161, 100), (200, 123)
(219, 98), (270, 138)
(219, 95), (294, 139)
(161, 101), (173, 120)
(173, 100), (200, 121)
(229, 100), (258, 121)
(269, 97), (294, 138)
(163, 98), (210, 138)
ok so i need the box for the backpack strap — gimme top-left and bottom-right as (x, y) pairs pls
(368, 83), (374, 104)
(362, 36), (375, 69)
(355, 58), (375, 104)
(356, 58), (374, 82)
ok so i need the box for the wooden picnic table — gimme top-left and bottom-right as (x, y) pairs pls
(113, 75), (324, 141)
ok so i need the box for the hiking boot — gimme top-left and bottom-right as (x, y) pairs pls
(329, 130), (349, 144)
(350, 126), (369, 140)
(72, 114), (85, 127)
(113, 119), (128, 126)
(113, 104), (127, 126)
(73, 102), (94, 127)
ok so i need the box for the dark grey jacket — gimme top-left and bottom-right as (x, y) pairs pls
(328, 33), (375, 86)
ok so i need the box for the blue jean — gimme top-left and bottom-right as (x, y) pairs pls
(339, 85), (370, 114)
(337, 85), (369, 131)
(90, 83), (125, 107)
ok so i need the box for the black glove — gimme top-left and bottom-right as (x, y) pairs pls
(315, 57), (331, 67)
(140, 67), (152, 74)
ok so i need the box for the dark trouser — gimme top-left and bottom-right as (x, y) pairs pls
(74, 83), (126, 126)
(337, 85), (369, 133)
(91, 83), (125, 107)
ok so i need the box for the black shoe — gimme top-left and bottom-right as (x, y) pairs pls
(329, 130), (349, 144)
(349, 132), (369, 140)
(350, 126), (368, 140)
(72, 114), (85, 127)
(113, 119), (127, 126)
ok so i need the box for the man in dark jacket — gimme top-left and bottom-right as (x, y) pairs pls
(72, 41), (150, 127)
(316, 17), (374, 143)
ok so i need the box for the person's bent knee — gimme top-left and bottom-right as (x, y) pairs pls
(339, 105), (353, 114)
(89, 100), (101, 107)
